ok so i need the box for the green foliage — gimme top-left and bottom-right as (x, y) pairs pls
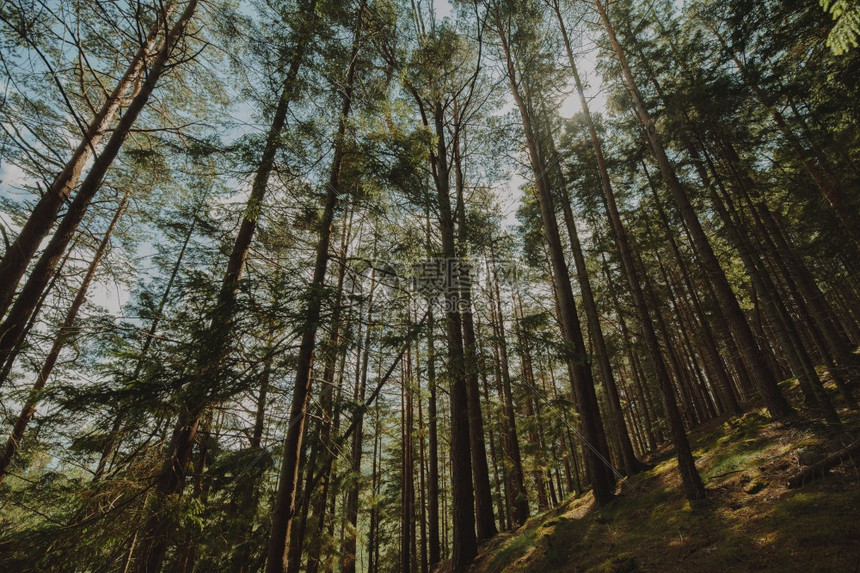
(821, 0), (860, 54)
(1, 0), (858, 570)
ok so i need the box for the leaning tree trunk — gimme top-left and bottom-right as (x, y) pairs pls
(0, 0), (200, 375)
(641, 174), (742, 416)
(133, 4), (315, 570)
(0, 5), (165, 316)
(589, 167), (707, 503)
(0, 191), (128, 484)
(536, 96), (644, 474)
(497, 23), (616, 505)
(705, 168), (840, 425)
(713, 139), (858, 406)
(0, 239), (76, 389)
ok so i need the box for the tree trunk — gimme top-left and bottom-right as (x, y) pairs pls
(496, 15), (616, 506)
(133, 4), (315, 569)
(486, 246), (529, 525)
(0, 239), (76, 389)
(705, 167), (840, 425)
(476, 314), (508, 531)
(368, 396), (381, 573)
(305, 208), (356, 573)
(429, 98), (476, 571)
(513, 294), (550, 511)
(555, 164), (644, 475)
(401, 352), (415, 573)
(0, 191), (129, 483)
(426, 310), (441, 567)
(0, 6), (163, 315)
(417, 372), (429, 573)
(343, 249), (377, 573)
(641, 173), (742, 415)
(452, 124), (497, 540)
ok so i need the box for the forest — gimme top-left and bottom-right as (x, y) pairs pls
(0, 0), (859, 571)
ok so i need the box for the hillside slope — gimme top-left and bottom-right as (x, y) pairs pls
(470, 407), (860, 572)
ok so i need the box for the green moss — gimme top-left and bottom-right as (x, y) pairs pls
(485, 522), (543, 571)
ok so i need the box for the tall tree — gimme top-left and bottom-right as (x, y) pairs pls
(133, 2), (319, 569)
(0, 1), (163, 314)
(491, 0), (616, 506)
(266, 3), (366, 570)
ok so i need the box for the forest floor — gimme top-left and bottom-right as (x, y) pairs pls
(468, 380), (860, 572)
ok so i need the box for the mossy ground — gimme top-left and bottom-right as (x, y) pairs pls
(467, 385), (860, 573)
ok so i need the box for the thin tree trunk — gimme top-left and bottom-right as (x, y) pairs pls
(426, 309), (441, 567)
(513, 294), (549, 511)
(401, 351), (415, 573)
(417, 369), (429, 573)
(0, 239), (77, 389)
(705, 167), (841, 425)
(0, 191), (129, 483)
(343, 246), (377, 573)
(556, 168), (643, 475)
(714, 139), (858, 404)
(652, 248), (718, 421)
(600, 258), (657, 452)
(232, 347), (273, 573)
(486, 246), (529, 525)
(305, 208), (357, 573)
(368, 394), (381, 573)
(477, 319), (508, 531)
(93, 197), (202, 482)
